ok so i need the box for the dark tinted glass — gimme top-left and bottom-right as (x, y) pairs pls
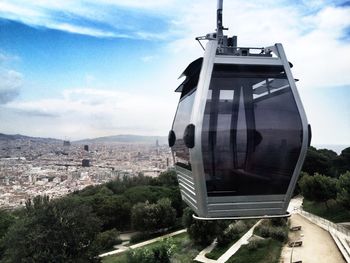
(202, 64), (303, 196)
(172, 90), (196, 170)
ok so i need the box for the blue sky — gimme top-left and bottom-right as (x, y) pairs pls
(0, 0), (349, 146)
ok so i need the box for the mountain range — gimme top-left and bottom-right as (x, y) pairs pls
(0, 133), (167, 145)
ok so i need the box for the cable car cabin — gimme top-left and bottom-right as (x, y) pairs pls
(169, 40), (310, 219)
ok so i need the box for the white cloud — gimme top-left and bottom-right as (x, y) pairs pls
(1, 1), (349, 143)
(0, 0), (178, 39)
(3, 87), (174, 139)
(0, 69), (22, 104)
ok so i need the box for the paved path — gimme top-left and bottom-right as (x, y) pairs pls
(194, 220), (262, 263)
(280, 213), (345, 263)
(99, 229), (186, 258)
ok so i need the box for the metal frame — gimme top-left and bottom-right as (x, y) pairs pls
(172, 0), (308, 219)
(179, 40), (309, 219)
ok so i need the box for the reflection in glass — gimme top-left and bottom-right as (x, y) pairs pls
(172, 90), (196, 170)
(202, 64), (303, 196)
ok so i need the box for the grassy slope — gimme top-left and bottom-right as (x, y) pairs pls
(227, 239), (283, 263)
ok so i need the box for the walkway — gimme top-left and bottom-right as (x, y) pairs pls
(194, 220), (262, 263)
(280, 213), (345, 263)
(99, 229), (186, 258)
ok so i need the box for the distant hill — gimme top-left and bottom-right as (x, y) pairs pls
(0, 133), (62, 143)
(75, 134), (168, 145)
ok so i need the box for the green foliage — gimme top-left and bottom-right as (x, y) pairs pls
(299, 173), (337, 205)
(254, 220), (288, 243)
(227, 238), (283, 263)
(0, 210), (14, 239)
(0, 210), (15, 259)
(94, 228), (121, 251)
(89, 195), (131, 231)
(333, 148), (350, 176)
(270, 217), (288, 227)
(246, 239), (266, 251)
(157, 170), (178, 187)
(217, 221), (247, 247)
(182, 208), (227, 246)
(70, 173), (182, 233)
(1, 196), (101, 263)
(131, 198), (176, 232)
(123, 186), (173, 204)
(302, 147), (335, 177)
(126, 239), (175, 263)
(301, 146), (350, 178)
(302, 199), (350, 223)
(337, 171), (350, 209)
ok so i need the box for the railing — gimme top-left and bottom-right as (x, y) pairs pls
(298, 209), (350, 237)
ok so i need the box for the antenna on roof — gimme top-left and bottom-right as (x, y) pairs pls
(216, 0), (224, 38)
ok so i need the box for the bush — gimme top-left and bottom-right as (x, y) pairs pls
(130, 232), (152, 244)
(337, 171), (350, 209)
(270, 218), (287, 227)
(126, 239), (174, 263)
(217, 221), (247, 247)
(131, 198), (176, 232)
(94, 228), (121, 251)
(299, 173), (337, 204)
(246, 239), (266, 251)
(271, 228), (288, 242)
(254, 224), (288, 243)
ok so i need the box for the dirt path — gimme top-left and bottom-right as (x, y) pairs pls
(281, 214), (345, 263)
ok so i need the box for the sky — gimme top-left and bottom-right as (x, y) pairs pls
(0, 0), (349, 146)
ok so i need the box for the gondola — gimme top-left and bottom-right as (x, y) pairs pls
(168, 0), (311, 219)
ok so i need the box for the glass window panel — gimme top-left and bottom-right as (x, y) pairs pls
(202, 64), (303, 196)
(172, 90), (196, 170)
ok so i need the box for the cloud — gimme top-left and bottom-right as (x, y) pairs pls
(3, 87), (174, 138)
(0, 69), (22, 104)
(0, 0), (176, 39)
(166, 1), (350, 89)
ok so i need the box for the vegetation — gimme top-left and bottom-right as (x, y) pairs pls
(182, 207), (229, 246)
(94, 229), (122, 252)
(1, 196), (101, 263)
(206, 220), (257, 260)
(301, 146), (350, 178)
(302, 199), (350, 223)
(226, 218), (288, 263)
(299, 173), (337, 208)
(0, 146), (348, 262)
(297, 147), (350, 223)
(102, 232), (202, 263)
(0, 170), (182, 262)
(336, 171), (350, 209)
(131, 198), (176, 232)
(227, 239), (282, 263)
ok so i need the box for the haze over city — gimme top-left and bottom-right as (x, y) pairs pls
(0, 0), (349, 145)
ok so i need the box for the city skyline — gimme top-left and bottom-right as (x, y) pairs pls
(0, 0), (349, 145)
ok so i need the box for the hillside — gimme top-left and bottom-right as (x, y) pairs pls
(75, 134), (168, 145)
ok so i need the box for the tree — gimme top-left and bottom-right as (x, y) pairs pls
(302, 147), (336, 177)
(182, 207), (226, 246)
(131, 198), (176, 232)
(157, 170), (178, 187)
(299, 173), (337, 208)
(90, 195), (131, 231)
(94, 228), (121, 251)
(0, 210), (15, 259)
(0, 210), (14, 239)
(1, 196), (101, 263)
(337, 171), (350, 209)
(333, 148), (350, 176)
